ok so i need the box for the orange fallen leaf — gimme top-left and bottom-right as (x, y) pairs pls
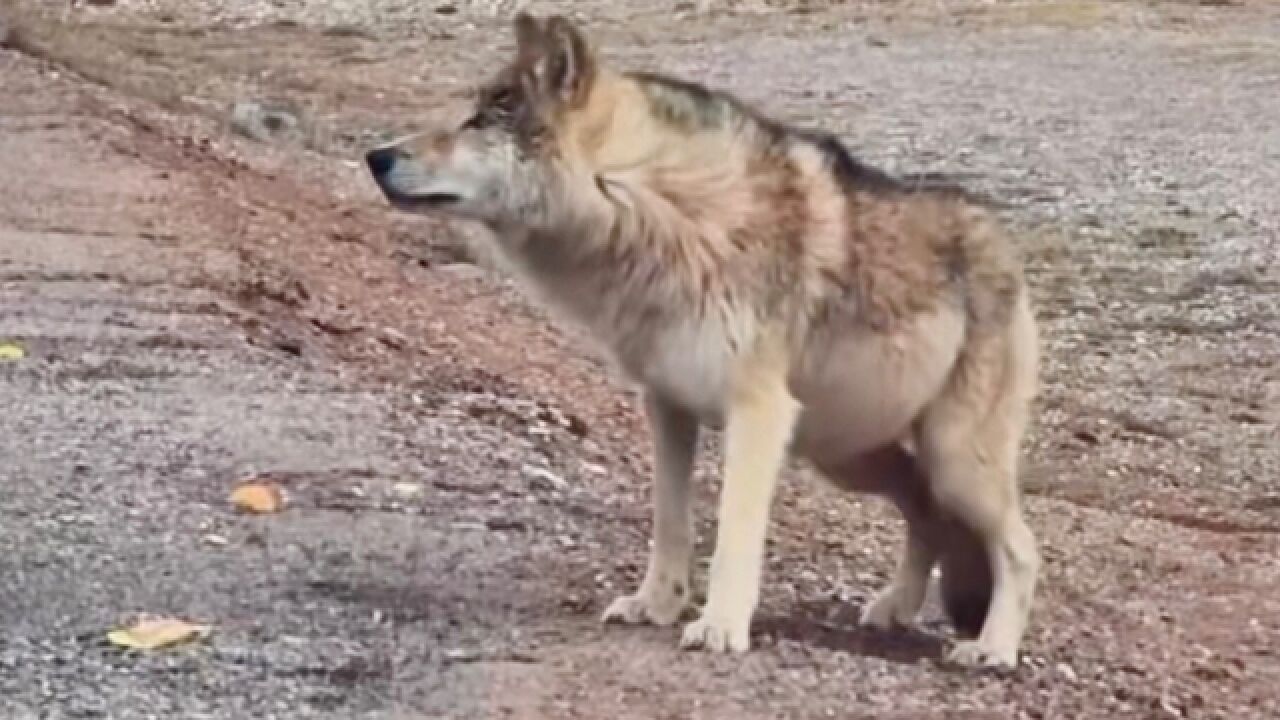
(107, 617), (212, 650)
(229, 482), (283, 514)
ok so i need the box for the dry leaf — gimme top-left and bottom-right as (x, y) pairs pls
(107, 617), (212, 650)
(0, 341), (25, 361)
(230, 482), (283, 514)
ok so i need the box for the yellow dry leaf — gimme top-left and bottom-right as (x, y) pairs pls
(229, 482), (283, 514)
(0, 342), (24, 361)
(107, 617), (212, 650)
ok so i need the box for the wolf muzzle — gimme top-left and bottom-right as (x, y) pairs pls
(365, 145), (404, 183)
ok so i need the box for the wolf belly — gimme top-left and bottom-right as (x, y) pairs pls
(790, 309), (965, 465)
(618, 305), (965, 464)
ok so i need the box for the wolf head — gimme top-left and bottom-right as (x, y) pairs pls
(366, 13), (601, 230)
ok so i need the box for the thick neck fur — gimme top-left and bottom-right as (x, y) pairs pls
(498, 71), (775, 338)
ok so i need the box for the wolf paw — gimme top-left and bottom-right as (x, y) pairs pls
(679, 613), (750, 653)
(945, 640), (1018, 672)
(601, 585), (687, 627)
(858, 587), (919, 631)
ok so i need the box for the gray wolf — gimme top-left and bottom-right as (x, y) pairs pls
(365, 13), (1040, 670)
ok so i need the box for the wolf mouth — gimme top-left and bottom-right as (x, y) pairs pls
(382, 187), (461, 209)
(416, 192), (461, 206)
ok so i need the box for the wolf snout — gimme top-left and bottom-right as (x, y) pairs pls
(365, 145), (404, 180)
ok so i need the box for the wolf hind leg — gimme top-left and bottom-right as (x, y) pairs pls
(918, 307), (1039, 670)
(823, 446), (944, 630)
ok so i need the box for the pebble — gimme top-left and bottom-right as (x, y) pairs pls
(391, 481), (424, 500)
(438, 262), (486, 281)
(230, 101), (301, 144)
(522, 464), (567, 492)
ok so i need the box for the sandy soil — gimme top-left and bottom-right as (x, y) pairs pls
(1, 1), (1277, 718)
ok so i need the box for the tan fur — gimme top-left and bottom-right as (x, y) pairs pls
(366, 13), (1040, 670)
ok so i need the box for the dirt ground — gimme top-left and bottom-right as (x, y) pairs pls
(1, 0), (1277, 718)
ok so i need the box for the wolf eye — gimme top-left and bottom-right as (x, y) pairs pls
(490, 88), (514, 107)
(463, 105), (503, 130)
(463, 87), (521, 131)
(487, 88), (520, 118)
(463, 112), (492, 130)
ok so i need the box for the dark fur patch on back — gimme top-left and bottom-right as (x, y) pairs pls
(898, 171), (1008, 208)
(801, 132), (1004, 208)
(629, 71), (739, 132)
(799, 130), (904, 194)
(629, 70), (1001, 209)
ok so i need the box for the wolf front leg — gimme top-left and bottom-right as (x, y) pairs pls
(681, 349), (799, 653)
(602, 393), (700, 626)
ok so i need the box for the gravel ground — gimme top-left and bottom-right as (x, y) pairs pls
(2, 1), (1278, 718)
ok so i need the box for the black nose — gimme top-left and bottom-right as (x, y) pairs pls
(365, 146), (400, 178)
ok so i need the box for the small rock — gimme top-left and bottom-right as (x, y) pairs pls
(564, 414), (589, 437)
(438, 262), (485, 281)
(378, 327), (408, 350)
(1055, 661), (1079, 683)
(443, 647), (480, 663)
(485, 517), (525, 531)
(522, 464), (567, 492)
(230, 101), (301, 144)
(203, 534), (228, 547)
(80, 351), (108, 369)
(391, 482), (424, 500)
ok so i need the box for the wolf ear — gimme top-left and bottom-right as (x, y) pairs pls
(532, 15), (596, 107)
(512, 13), (596, 108)
(513, 12), (545, 65)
